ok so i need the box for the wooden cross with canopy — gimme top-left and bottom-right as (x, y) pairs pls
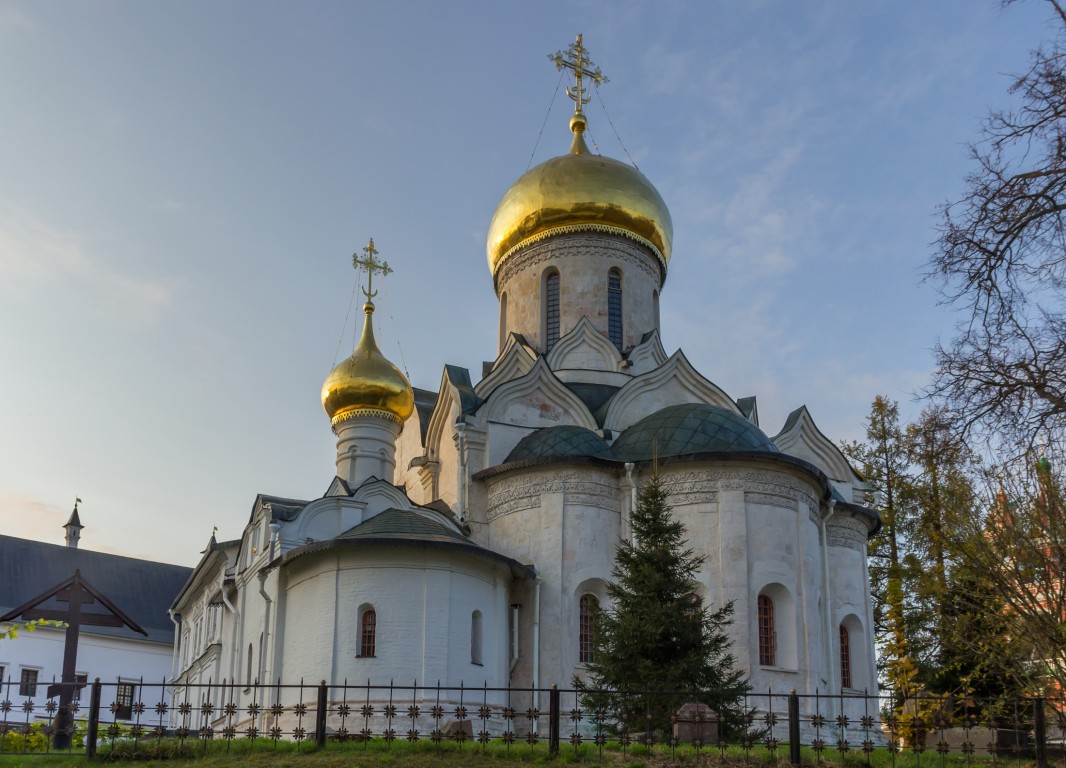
(0, 569), (147, 749)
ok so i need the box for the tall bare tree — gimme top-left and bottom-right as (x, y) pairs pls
(929, 0), (1066, 447)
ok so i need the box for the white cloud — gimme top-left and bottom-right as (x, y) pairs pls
(0, 208), (175, 322)
(0, 488), (67, 541)
(0, 3), (38, 30)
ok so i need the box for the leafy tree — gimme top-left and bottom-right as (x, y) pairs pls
(928, 0), (1066, 448)
(574, 474), (749, 735)
(950, 454), (1066, 694)
(0, 619), (65, 641)
(842, 397), (921, 689)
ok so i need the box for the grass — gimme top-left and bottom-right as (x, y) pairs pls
(0, 738), (1053, 768)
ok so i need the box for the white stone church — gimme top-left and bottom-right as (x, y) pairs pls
(170, 38), (880, 718)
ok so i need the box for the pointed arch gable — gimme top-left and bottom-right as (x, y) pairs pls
(425, 365), (477, 464)
(625, 329), (668, 376)
(479, 357), (598, 432)
(475, 339), (537, 400)
(773, 406), (861, 484)
(546, 316), (623, 374)
(602, 350), (740, 433)
(293, 479), (421, 543)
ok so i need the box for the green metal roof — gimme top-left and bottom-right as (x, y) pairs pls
(337, 508), (468, 544)
(611, 403), (777, 461)
(506, 425), (611, 463)
(502, 405), (776, 465)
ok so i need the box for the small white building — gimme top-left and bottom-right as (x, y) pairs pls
(0, 511), (191, 720)
(171, 39), (880, 729)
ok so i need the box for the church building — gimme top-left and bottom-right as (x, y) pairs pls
(170, 37), (880, 721)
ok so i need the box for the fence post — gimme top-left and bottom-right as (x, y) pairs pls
(1034, 697), (1047, 768)
(548, 683), (560, 756)
(315, 680), (328, 749)
(788, 688), (801, 767)
(86, 678), (102, 758)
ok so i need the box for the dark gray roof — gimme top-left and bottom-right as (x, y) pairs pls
(612, 404), (778, 461)
(64, 506), (83, 529)
(566, 383), (620, 418)
(735, 396), (758, 424)
(254, 494), (309, 523)
(337, 508), (468, 544)
(444, 365), (480, 414)
(276, 508), (535, 580)
(500, 404), (778, 466)
(506, 425), (611, 463)
(413, 387), (438, 444)
(0, 535), (191, 644)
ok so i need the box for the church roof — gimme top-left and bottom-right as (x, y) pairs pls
(501, 404), (779, 467)
(506, 425), (611, 463)
(0, 535), (191, 644)
(612, 403), (778, 461)
(336, 508), (469, 544)
(276, 508), (534, 580)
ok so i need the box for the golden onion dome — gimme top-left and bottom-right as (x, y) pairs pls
(321, 302), (414, 428)
(486, 112), (673, 280)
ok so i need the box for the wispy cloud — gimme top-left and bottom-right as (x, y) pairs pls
(0, 208), (175, 322)
(0, 488), (67, 542)
(0, 3), (39, 30)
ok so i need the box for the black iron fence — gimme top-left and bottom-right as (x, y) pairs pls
(1, 675), (1064, 765)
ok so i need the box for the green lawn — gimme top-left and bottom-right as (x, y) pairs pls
(0, 738), (1052, 768)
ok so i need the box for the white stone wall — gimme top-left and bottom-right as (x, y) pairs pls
(279, 548), (511, 695)
(480, 459), (876, 705)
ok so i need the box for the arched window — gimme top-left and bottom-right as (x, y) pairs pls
(246, 643), (253, 684)
(839, 625), (852, 689)
(359, 607), (377, 658)
(757, 594), (776, 666)
(544, 269), (560, 351)
(471, 610), (483, 665)
(579, 594), (599, 663)
(607, 268), (623, 350)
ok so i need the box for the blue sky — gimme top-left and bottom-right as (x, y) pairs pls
(0, 1), (1053, 564)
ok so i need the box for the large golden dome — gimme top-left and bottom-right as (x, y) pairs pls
(486, 113), (673, 279)
(321, 302), (414, 428)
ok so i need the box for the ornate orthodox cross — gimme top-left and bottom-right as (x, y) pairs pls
(0, 570), (146, 749)
(549, 34), (608, 116)
(352, 238), (392, 300)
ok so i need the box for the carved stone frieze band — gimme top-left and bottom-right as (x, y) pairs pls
(486, 471), (619, 521)
(826, 516), (867, 551)
(485, 467), (822, 522)
(745, 492), (799, 512)
(488, 467), (622, 522)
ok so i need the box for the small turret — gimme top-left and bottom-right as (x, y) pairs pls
(64, 498), (84, 549)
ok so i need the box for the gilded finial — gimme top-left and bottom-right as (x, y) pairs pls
(549, 34), (608, 119)
(351, 238), (393, 302)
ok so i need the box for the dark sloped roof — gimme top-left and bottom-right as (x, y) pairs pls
(413, 387), (438, 444)
(0, 535), (191, 644)
(506, 425), (611, 463)
(611, 404), (778, 461)
(565, 383), (620, 417)
(444, 365), (480, 414)
(336, 508), (468, 544)
(277, 508), (535, 580)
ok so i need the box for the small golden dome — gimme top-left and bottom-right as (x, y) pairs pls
(486, 114), (673, 280)
(321, 302), (414, 428)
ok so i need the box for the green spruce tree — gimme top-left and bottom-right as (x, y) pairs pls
(574, 474), (749, 735)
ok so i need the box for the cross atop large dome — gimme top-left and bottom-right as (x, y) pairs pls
(485, 35), (673, 282)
